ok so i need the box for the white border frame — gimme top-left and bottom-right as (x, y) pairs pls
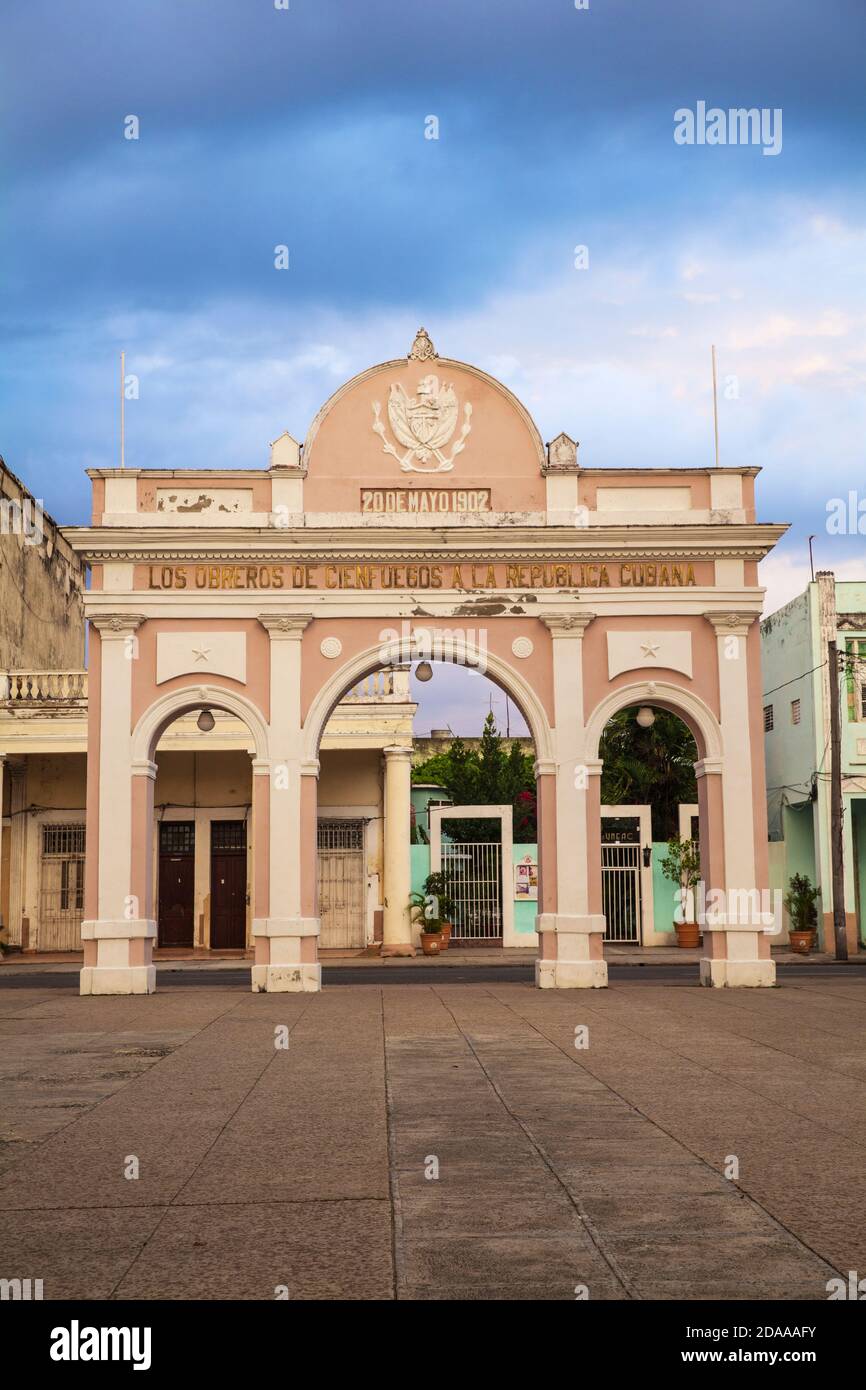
(429, 803), (517, 947)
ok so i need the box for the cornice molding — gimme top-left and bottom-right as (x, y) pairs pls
(703, 610), (759, 631)
(258, 614), (312, 637)
(89, 613), (146, 634)
(542, 614), (596, 634)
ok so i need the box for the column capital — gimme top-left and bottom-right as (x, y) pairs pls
(301, 758), (321, 778)
(258, 614), (311, 638)
(130, 759), (158, 780)
(703, 610), (758, 634)
(534, 758), (557, 777)
(382, 743), (413, 762)
(90, 613), (146, 636)
(694, 756), (724, 778)
(543, 613), (596, 636)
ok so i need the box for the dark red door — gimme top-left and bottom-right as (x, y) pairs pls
(158, 821), (195, 947)
(210, 821), (247, 949)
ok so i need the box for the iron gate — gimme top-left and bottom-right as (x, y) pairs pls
(601, 820), (642, 943)
(38, 823), (86, 951)
(441, 841), (502, 940)
(317, 819), (366, 949)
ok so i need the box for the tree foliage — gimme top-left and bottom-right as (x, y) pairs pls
(599, 707), (698, 840)
(412, 712), (536, 841)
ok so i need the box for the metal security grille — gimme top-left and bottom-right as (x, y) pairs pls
(317, 819), (365, 949)
(602, 842), (642, 943)
(212, 820), (246, 853)
(159, 821), (195, 855)
(39, 823), (86, 951)
(441, 841), (502, 940)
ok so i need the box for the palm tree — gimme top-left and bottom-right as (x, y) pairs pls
(599, 707), (698, 840)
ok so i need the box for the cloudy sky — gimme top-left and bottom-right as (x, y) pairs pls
(1, 1), (863, 732)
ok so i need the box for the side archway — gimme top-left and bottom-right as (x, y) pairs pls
(132, 683), (270, 765)
(583, 679), (723, 764)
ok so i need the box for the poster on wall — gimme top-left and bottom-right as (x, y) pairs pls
(514, 854), (538, 901)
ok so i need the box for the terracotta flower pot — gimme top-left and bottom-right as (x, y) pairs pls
(421, 933), (442, 956)
(674, 920), (701, 949)
(789, 929), (814, 955)
(439, 922), (452, 950)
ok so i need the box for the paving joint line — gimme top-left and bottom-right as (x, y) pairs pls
(491, 988), (848, 1282)
(105, 993), (318, 1299)
(431, 984), (638, 1301)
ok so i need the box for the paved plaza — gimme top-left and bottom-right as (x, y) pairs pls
(1, 975), (865, 1301)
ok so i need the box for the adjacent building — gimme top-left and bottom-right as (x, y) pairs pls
(762, 571), (866, 950)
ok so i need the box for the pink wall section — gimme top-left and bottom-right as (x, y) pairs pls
(303, 359), (546, 514)
(136, 475), (272, 512)
(747, 621), (770, 892)
(581, 614), (722, 746)
(130, 618), (271, 732)
(84, 630), (102, 920)
(577, 471), (711, 510)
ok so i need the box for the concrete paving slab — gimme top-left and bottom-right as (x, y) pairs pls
(0, 977), (861, 1301)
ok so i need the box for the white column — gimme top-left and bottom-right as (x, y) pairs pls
(536, 615), (607, 988)
(252, 615), (320, 992)
(7, 760), (27, 948)
(701, 612), (774, 988)
(80, 614), (155, 995)
(381, 745), (414, 956)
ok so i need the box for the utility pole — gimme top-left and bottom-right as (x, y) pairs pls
(827, 639), (848, 960)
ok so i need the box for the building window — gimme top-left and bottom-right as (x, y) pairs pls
(861, 684), (866, 721)
(791, 698), (801, 725)
(763, 704), (774, 732)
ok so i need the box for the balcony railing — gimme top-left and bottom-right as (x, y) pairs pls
(1, 667), (410, 708)
(1, 670), (88, 703)
(342, 668), (411, 702)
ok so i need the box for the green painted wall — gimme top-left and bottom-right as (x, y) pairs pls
(409, 842), (539, 935)
(511, 844), (538, 935)
(651, 844), (676, 935)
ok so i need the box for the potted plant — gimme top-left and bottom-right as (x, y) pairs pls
(409, 889), (445, 956)
(660, 834), (702, 948)
(784, 873), (819, 954)
(420, 870), (458, 950)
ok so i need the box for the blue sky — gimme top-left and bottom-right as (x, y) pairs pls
(1, 0), (864, 731)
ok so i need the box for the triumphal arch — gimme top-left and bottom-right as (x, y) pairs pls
(69, 329), (785, 994)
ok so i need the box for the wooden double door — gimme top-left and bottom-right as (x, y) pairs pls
(157, 820), (247, 950)
(210, 820), (247, 949)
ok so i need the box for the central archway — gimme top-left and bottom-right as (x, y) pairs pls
(302, 635), (554, 959)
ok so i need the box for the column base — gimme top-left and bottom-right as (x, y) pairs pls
(380, 943), (416, 957)
(80, 965), (156, 996)
(535, 912), (608, 989)
(251, 963), (321, 993)
(700, 958), (776, 988)
(535, 960), (608, 989)
(79, 919), (156, 996)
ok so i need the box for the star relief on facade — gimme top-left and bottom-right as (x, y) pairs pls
(372, 328), (472, 475)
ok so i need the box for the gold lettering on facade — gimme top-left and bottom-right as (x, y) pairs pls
(148, 560), (699, 592)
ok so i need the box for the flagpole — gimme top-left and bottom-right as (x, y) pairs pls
(120, 350), (125, 469)
(711, 344), (720, 468)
